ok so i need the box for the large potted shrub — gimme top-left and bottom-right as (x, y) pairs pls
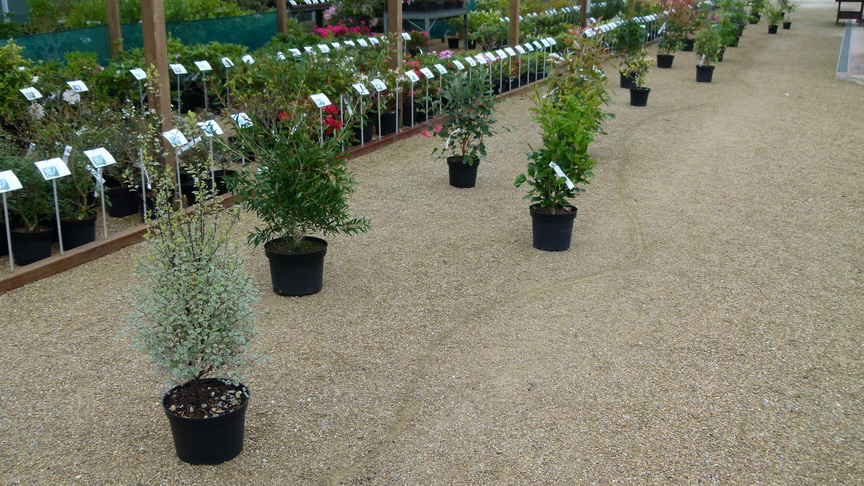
(0, 151), (55, 265)
(126, 165), (259, 465)
(514, 34), (612, 251)
(425, 70), (499, 188)
(220, 71), (370, 296)
(694, 26), (722, 82)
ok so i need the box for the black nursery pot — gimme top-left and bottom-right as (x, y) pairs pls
(447, 37), (460, 49)
(619, 72), (636, 89)
(0, 220), (7, 257)
(530, 205), (577, 252)
(696, 65), (715, 83)
(682, 38), (695, 51)
(629, 87), (651, 107)
(402, 103), (427, 126)
(163, 380), (249, 465)
(105, 182), (139, 218)
(379, 112), (398, 136)
(264, 236), (328, 296)
(768, 25), (778, 34)
(447, 156), (479, 188)
(783, 21), (791, 29)
(351, 121), (373, 146)
(657, 54), (674, 68)
(10, 227), (53, 266)
(60, 216), (97, 250)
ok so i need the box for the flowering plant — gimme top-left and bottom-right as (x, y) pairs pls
(314, 21), (372, 39)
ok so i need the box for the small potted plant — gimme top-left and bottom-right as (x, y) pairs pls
(0, 150), (54, 265)
(749, 0), (766, 22)
(657, 32), (683, 68)
(764, 2), (783, 33)
(611, 17), (648, 89)
(621, 49), (653, 106)
(425, 70), (499, 188)
(694, 26), (722, 82)
(778, 0), (796, 28)
(126, 162), (259, 465)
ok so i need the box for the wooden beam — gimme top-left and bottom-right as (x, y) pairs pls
(105, 0), (123, 57)
(387, 0), (402, 71)
(581, 0), (589, 27)
(140, 0), (176, 185)
(277, 0), (288, 34)
(509, 0), (520, 46)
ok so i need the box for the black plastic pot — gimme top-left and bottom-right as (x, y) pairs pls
(629, 87), (651, 107)
(447, 156), (479, 188)
(213, 169), (238, 195)
(60, 216), (97, 250)
(728, 36), (740, 47)
(696, 65), (715, 83)
(379, 112), (398, 136)
(657, 54), (674, 68)
(163, 379), (249, 465)
(0, 220), (7, 257)
(264, 236), (327, 296)
(768, 25), (778, 34)
(10, 227), (53, 266)
(402, 104), (427, 127)
(682, 38), (695, 52)
(619, 72), (636, 89)
(447, 37), (459, 49)
(105, 183), (139, 218)
(529, 205), (577, 252)
(783, 21), (791, 29)
(351, 121), (373, 146)
(717, 47), (726, 62)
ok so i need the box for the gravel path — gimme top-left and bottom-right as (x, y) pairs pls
(1, 3), (861, 484)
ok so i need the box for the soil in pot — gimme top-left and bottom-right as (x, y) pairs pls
(10, 226), (53, 266)
(696, 65), (715, 83)
(657, 54), (674, 68)
(629, 87), (651, 107)
(447, 156), (479, 188)
(264, 236), (328, 296)
(529, 205), (577, 252)
(60, 216), (97, 250)
(163, 379), (249, 465)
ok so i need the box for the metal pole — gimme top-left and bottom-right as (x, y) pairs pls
(99, 168), (108, 239)
(52, 180), (64, 254)
(3, 193), (13, 271)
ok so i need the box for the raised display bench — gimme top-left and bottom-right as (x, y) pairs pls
(836, 0), (864, 24)
(382, 8), (469, 40)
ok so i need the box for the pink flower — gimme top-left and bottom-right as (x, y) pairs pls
(422, 129), (432, 137)
(439, 50), (452, 59)
(434, 125), (443, 132)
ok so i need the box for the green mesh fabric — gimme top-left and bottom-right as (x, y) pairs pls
(1, 11), (277, 64)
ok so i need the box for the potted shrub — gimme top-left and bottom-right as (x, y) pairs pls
(694, 26), (722, 82)
(657, 33), (683, 68)
(764, 2), (783, 33)
(126, 164), (259, 465)
(0, 151), (55, 265)
(220, 87), (370, 296)
(425, 70), (499, 188)
(749, 0), (766, 22)
(514, 38), (612, 251)
(611, 17), (648, 89)
(621, 49), (653, 106)
(779, 0), (796, 28)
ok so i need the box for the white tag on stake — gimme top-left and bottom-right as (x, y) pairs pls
(549, 162), (575, 189)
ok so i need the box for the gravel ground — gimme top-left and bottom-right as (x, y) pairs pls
(1, 3), (862, 484)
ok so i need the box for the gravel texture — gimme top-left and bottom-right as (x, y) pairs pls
(1, 3), (862, 484)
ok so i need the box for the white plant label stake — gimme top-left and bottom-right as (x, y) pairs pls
(549, 162), (575, 189)
(194, 61), (213, 110)
(0, 170), (22, 270)
(169, 63), (187, 113)
(129, 68), (147, 108)
(371, 78), (387, 138)
(404, 70), (420, 126)
(83, 148), (117, 238)
(67, 80), (88, 93)
(419, 68), (434, 116)
(35, 158), (71, 253)
(20, 87), (43, 101)
(309, 93), (333, 145)
(197, 120), (223, 183)
(352, 83), (370, 145)
(162, 128), (189, 209)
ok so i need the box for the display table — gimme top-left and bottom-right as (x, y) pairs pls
(836, 0), (864, 24)
(383, 8), (469, 39)
(289, 2), (332, 27)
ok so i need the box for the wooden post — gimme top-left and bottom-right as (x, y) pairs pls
(581, 0), (589, 27)
(140, 0), (176, 177)
(509, 0), (520, 46)
(105, 0), (123, 57)
(387, 0), (402, 71)
(277, 0), (288, 34)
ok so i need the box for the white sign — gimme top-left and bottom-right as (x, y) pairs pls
(495, 49), (508, 59)
(83, 148), (116, 168)
(309, 93), (332, 108)
(221, 57), (235, 68)
(352, 83), (369, 95)
(35, 158), (71, 181)
(419, 67), (435, 79)
(401, 32), (412, 41)
(465, 57), (477, 67)
(289, 48), (302, 57)
(357, 39), (369, 47)
(242, 55), (255, 64)
(289, 0), (297, 5)
(368, 37), (379, 46)
(194, 60), (213, 71)
(404, 70), (420, 83)
(317, 44), (331, 53)
(0, 171), (23, 193)
(231, 112), (253, 128)
(370, 79), (387, 92)
(129, 68), (147, 80)
(276, 51), (287, 60)
(330, 42), (342, 50)
(197, 119), (223, 136)
(169, 63), (187, 75)
(541, 38), (553, 47)
(549, 162), (575, 189)
(344, 40), (356, 47)
(452, 60), (465, 70)
(304, 46), (314, 54)
(533, 41), (544, 49)
(20, 87), (42, 101)
(505, 47), (517, 57)
(515, 45), (526, 54)
(67, 80), (89, 92)
(434, 63), (447, 75)
(524, 43), (535, 52)
(473, 54), (487, 64)
(162, 129), (189, 148)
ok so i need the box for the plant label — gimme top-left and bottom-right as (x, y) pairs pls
(289, 48), (302, 57)
(67, 80), (88, 92)
(318, 44), (331, 53)
(401, 32), (412, 41)
(545, 37), (556, 46)
(129, 68), (147, 80)
(465, 57), (477, 67)
(162, 129), (189, 148)
(533, 41), (544, 49)
(404, 70), (420, 83)
(276, 52), (287, 60)
(524, 43), (535, 52)
(515, 45), (526, 54)
(357, 38), (369, 47)
(197, 120), (223, 137)
(83, 148), (116, 168)
(344, 40), (356, 47)
(419, 67), (435, 79)
(62, 145), (73, 162)
(231, 112), (253, 128)
(0, 171), (23, 193)
(473, 54), (487, 64)
(505, 47), (517, 57)
(221, 57), (234, 68)
(304, 46), (314, 54)
(169, 63), (187, 75)
(304, 0), (311, 4)
(549, 162), (575, 189)
(331, 42), (342, 50)
(177, 136), (201, 154)
(369, 37), (380, 46)
(434, 63), (447, 75)
(194, 60), (213, 71)
(495, 49), (507, 59)
(485, 52), (498, 61)
(452, 60), (465, 70)
(242, 55), (255, 64)
(309, 93), (332, 108)
(352, 83), (370, 96)
(289, 0), (297, 5)
(370, 79), (387, 92)
(35, 158), (71, 181)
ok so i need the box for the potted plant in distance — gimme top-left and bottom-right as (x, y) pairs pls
(764, 2), (782, 33)
(621, 49), (653, 106)
(694, 26), (722, 82)
(656, 31), (683, 68)
(749, 0), (766, 22)
(612, 16), (648, 89)
(0, 150), (54, 265)
(778, 0), (796, 28)
(221, 81), (370, 296)
(425, 70), (499, 188)
(126, 164), (259, 466)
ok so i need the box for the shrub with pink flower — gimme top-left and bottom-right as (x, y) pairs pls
(438, 50), (453, 59)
